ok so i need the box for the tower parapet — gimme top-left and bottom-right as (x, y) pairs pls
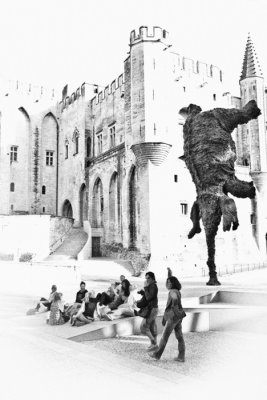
(130, 26), (169, 46)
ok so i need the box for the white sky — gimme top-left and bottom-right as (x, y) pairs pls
(1, 0), (267, 97)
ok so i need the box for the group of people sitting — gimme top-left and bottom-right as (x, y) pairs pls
(28, 268), (187, 362)
(30, 274), (142, 327)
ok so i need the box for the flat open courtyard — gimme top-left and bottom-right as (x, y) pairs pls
(1, 262), (267, 400)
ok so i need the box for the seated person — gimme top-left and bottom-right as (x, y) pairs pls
(65, 281), (88, 317)
(48, 292), (67, 325)
(71, 291), (96, 326)
(97, 279), (138, 320)
(113, 274), (126, 295)
(95, 274), (126, 307)
(75, 281), (88, 303)
(27, 284), (57, 315)
(103, 284), (141, 321)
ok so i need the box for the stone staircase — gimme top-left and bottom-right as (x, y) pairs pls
(46, 227), (88, 261)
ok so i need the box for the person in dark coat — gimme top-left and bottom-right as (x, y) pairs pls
(139, 272), (159, 351)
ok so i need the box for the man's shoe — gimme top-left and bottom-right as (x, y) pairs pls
(147, 344), (158, 352)
(174, 356), (185, 362)
(148, 352), (160, 360)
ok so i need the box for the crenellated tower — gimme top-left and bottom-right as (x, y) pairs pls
(123, 26), (177, 267)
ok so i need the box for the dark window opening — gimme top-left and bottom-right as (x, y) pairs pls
(250, 214), (256, 224)
(174, 175), (178, 182)
(43, 207), (45, 213)
(46, 151), (54, 166)
(42, 185), (46, 195)
(10, 146), (18, 162)
(181, 203), (188, 215)
(65, 144), (68, 159)
(87, 137), (91, 157)
(10, 182), (15, 192)
(109, 126), (116, 148)
(97, 133), (103, 155)
(213, 93), (216, 101)
(75, 136), (79, 154)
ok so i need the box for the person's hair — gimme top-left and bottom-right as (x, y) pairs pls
(167, 276), (182, 291)
(145, 271), (155, 281)
(121, 279), (130, 297)
(80, 281), (86, 287)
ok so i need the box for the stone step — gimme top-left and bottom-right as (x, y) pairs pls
(47, 227), (88, 260)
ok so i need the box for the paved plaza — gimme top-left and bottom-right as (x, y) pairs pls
(1, 261), (267, 400)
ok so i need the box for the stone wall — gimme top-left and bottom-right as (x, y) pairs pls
(0, 215), (74, 261)
(49, 215), (74, 253)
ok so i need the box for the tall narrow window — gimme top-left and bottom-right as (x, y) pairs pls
(72, 128), (79, 155)
(213, 93), (217, 101)
(10, 146), (18, 162)
(65, 143), (69, 159)
(10, 182), (15, 192)
(97, 133), (103, 155)
(109, 126), (116, 148)
(174, 175), (178, 182)
(42, 185), (46, 195)
(46, 151), (54, 166)
(181, 203), (188, 215)
(87, 137), (91, 157)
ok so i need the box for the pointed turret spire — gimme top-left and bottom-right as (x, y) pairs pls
(240, 33), (263, 81)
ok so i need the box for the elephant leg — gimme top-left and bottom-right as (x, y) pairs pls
(223, 178), (255, 199)
(199, 194), (221, 286)
(188, 201), (201, 239)
(219, 195), (239, 231)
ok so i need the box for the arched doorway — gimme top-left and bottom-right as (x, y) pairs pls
(62, 200), (73, 218)
(79, 184), (87, 226)
(128, 166), (137, 248)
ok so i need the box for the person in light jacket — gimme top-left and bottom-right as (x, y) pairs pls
(149, 269), (186, 362)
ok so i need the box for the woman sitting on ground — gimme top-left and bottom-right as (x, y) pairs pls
(71, 291), (96, 326)
(104, 284), (141, 321)
(48, 292), (68, 325)
(98, 279), (140, 320)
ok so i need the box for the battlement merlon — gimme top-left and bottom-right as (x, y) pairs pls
(0, 78), (58, 101)
(90, 74), (124, 107)
(130, 26), (170, 47)
(171, 52), (223, 83)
